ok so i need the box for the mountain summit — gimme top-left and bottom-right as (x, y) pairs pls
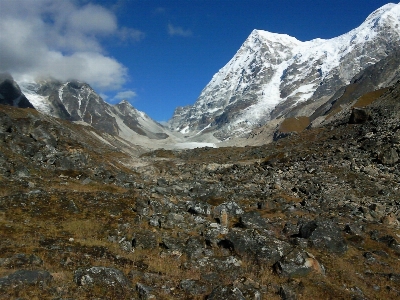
(169, 3), (400, 141)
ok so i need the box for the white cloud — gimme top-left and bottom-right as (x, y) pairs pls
(113, 90), (137, 101)
(154, 7), (166, 15)
(168, 23), (192, 37)
(118, 27), (145, 42)
(99, 93), (109, 101)
(0, 0), (143, 91)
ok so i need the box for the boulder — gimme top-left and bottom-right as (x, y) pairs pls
(279, 285), (297, 300)
(180, 279), (208, 295)
(225, 229), (291, 266)
(184, 237), (205, 259)
(0, 253), (43, 268)
(275, 250), (325, 278)
(0, 270), (52, 288)
(297, 220), (348, 254)
(207, 285), (246, 300)
(378, 147), (399, 165)
(136, 282), (155, 299)
(240, 211), (268, 228)
(74, 266), (130, 289)
(132, 230), (158, 250)
(349, 108), (370, 124)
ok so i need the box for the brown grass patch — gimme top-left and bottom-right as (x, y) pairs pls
(352, 88), (388, 108)
(279, 116), (310, 133)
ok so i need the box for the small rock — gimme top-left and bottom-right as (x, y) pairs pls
(74, 266), (130, 289)
(179, 279), (208, 295)
(137, 282), (155, 299)
(207, 284), (246, 300)
(279, 285), (297, 300)
(275, 250), (325, 278)
(378, 147), (399, 165)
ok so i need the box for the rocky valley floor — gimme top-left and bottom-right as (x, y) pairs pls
(1, 84), (400, 299)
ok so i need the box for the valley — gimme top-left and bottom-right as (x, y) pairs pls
(0, 2), (400, 299)
(0, 79), (400, 299)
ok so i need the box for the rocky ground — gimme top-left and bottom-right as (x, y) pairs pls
(1, 83), (400, 299)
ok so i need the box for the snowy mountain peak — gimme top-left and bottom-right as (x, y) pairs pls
(169, 3), (400, 141)
(251, 29), (301, 46)
(365, 2), (400, 23)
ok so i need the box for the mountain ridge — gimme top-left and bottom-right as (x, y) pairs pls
(168, 2), (400, 141)
(18, 79), (177, 148)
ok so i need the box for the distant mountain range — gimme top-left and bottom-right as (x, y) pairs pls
(17, 79), (175, 148)
(1, 3), (400, 149)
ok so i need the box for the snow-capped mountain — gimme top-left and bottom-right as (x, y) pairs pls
(169, 3), (400, 141)
(19, 79), (172, 144)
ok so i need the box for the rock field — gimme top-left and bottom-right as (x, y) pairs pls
(1, 82), (400, 299)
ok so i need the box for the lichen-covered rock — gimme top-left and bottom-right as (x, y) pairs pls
(186, 200), (212, 215)
(180, 279), (208, 295)
(297, 219), (348, 254)
(275, 250), (325, 278)
(240, 211), (268, 228)
(74, 266), (130, 289)
(132, 230), (158, 250)
(225, 229), (292, 266)
(213, 201), (244, 218)
(0, 253), (43, 268)
(136, 282), (156, 299)
(0, 270), (52, 288)
(184, 237), (205, 259)
(207, 285), (246, 300)
(378, 146), (399, 165)
(161, 234), (186, 251)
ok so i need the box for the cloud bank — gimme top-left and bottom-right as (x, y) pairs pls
(0, 0), (144, 91)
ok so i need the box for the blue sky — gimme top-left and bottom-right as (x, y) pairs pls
(0, 0), (395, 121)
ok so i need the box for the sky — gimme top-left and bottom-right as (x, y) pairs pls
(0, 0), (396, 122)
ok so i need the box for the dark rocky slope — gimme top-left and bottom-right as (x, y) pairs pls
(0, 78), (400, 298)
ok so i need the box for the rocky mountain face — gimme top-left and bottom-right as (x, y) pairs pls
(1, 77), (400, 299)
(258, 46), (400, 143)
(19, 79), (171, 142)
(0, 73), (34, 109)
(169, 3), (400, 141)
(309, 47), (400, 124)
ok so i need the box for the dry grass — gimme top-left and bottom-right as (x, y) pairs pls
(353, 88), (388, 108)
(61, 219), (103, 240)
(279, 116), (310, 133)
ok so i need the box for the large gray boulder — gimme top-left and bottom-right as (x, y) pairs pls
(225, 229), (292, 266)
(297, 220), (348, 254)
(0, 270), (52, 288)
